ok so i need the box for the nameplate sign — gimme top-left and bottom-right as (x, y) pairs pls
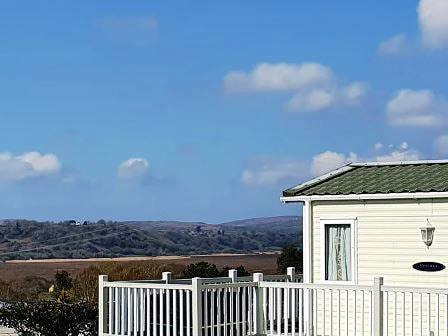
(413, 262), (445, 272)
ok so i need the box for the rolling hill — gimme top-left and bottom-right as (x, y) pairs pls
(0, 216), (302, 260)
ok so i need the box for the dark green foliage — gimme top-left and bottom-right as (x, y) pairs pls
(181, 263), (250, 278)
(219, 265), (250, 277)
(0, 216), (301, 260)
(0, 301), (97, 336)
(276, 245), (303, 274)
(181, 262), (221, 278)
(54, 271), (73, 293)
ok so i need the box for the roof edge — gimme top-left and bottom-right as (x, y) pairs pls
(282, 163), (355, 197)
(351, 159), (448, 167)
(281, 191), (448, 203)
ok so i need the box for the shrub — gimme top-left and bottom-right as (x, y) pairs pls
(219, 265), (250, 277)
(0, 300), (97, 336)
(181, 262), (221, 278)
(276, 245), (303, 274)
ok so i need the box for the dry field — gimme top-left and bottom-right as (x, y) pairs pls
(0, 253), (280, 281)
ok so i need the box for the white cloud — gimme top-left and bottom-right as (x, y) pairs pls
(0, 151), (61, 182)
(118, 158), (150, 180)
(224, 62), (368, 113)
(374, 143), (384, 150)
(418, 0), (448, 48)
(311, 142), (421, 176)
(378, 34), (408, 55)
(374, 142), (421, 162)
(386, 89), (448, 127)
(311, 151), (358, 176)
(341, 82), (369, 104)
(285, 88), (336, 112)
(224, 62), (333, 93)
(434, 135), (448, 156)
(241, 159), (308, 187)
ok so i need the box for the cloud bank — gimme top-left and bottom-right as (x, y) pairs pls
(418, 0), (448, 49)
(224, 62), (368, 113)
(0, 151), (61, 182)
(118, 158), (150, 180)
(386, 89), (448, 127)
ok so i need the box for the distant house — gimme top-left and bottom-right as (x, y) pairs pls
(68, 220), (81, 226)
(282, 160), (448, 287)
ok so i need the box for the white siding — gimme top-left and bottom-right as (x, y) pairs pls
(311, 198), (448, 287)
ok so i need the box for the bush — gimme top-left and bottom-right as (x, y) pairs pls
(181, 262), (221, 278)
(219, 265), (250, 277)
(276, 245), (303, 274)
(0, 301), (97, 336)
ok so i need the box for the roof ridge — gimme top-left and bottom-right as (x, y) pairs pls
(351, 159), (448, 167)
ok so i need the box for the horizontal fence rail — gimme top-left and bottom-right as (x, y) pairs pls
(99, 271), (448, 336)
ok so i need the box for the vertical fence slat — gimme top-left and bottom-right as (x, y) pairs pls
(314, 289), (318, 336)
(331, 289), (334, 336)
(230, 287), (233, 336)
(108, 287), (113, 334)
(277, 287), (282, 334)
(205, 288), (209, 336)
(173, 289), (177, 336)
(224, 288), (228, 336)
(180, 290), (185, 336)
(236, 287), (240, 336)
(160, 289), (164, 336)
(140, 288), (145, 336)
(361, 290), (364, 336)
(242, 287), (246, 336)
(346, 290), (349, 336)
(353, 290), (357, 336)
(420, 293), (423, 336)
(338, 290), (341, 336)
(299, 288), (303, 336)
(153, 289), (157, 336)
(211, 289), (215, 336)
(385, 292), (388, 336)
(166, 289), (171, 336)
(145, 289), (149, 336)
(217, 288), (222, 336)
(134, 288), (139, 336)
(284, 288), (289, 336)
(427, 293), (431, 336)
(291, 288), (296, 336)
(187, 290), (191, 336)
(437, 294), (440, 336)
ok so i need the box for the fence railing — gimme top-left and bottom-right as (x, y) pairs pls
(99, 270), (448, 336)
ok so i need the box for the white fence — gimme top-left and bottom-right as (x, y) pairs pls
(99, 270), (448, 336)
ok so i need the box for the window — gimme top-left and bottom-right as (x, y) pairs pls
(320, 219), (356, 283)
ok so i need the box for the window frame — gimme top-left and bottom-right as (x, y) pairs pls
(320, 218), (357, 285)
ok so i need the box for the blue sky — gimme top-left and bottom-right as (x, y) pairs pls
(1, 0), (448, 223)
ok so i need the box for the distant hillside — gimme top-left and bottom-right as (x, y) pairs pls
(0, 216), (302, 260)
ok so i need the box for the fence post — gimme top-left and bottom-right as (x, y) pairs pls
(253, 273), (264, 336)
(98, 275), (108, 336)
(374, 277), (384, 336)
(162, 271), (172, 284)
(228, 269), (238, 283)
(192, 277), (203, 336)
(287, 267), (296, 282)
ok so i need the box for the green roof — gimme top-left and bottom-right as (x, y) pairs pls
(283, 161), (448, 197)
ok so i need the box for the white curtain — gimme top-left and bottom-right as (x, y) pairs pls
(325, 224), (351, 281)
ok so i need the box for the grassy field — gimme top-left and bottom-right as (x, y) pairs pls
(0, 253), (280, 281)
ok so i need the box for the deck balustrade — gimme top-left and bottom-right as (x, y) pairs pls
(98, 269), (448, 336)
